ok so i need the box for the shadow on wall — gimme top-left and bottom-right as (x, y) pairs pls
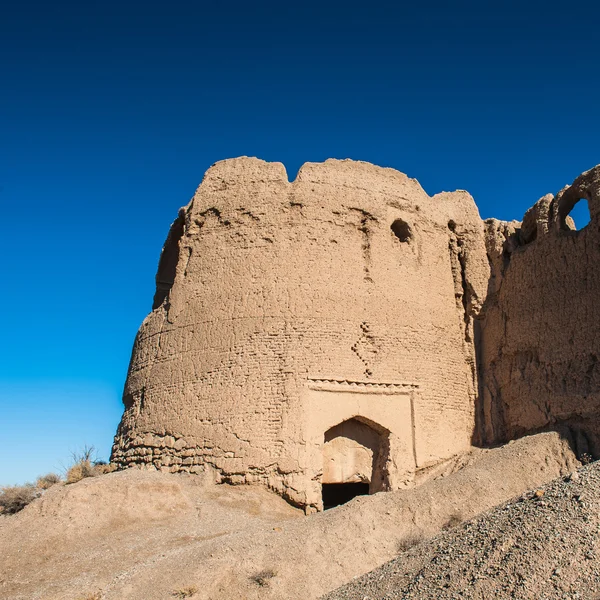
(153, 210), (186, 310)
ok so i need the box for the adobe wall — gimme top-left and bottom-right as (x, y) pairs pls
(480, 166), (600, 454)
(111, 157), (489, 511)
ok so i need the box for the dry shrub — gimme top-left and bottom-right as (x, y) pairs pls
(66, 446), (116, 484)
(76, 592), (102, 600)
(250, 569), (277, 587)
(66, 461), (97, 484)
(172, 586), (198, 598)
(443, 510), (464, 530)
(36, 473), (62, 489)
(0, 484), (40, 515)
(397, 531), (425, 552)
(94, 463), (117, 475)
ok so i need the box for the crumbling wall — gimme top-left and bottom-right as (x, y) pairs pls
(480, 165), (600, 455)
(112, 157), (489, 511)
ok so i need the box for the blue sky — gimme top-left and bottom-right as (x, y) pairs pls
(1, 0), (599, 484)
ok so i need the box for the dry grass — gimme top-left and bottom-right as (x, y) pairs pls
(250, 569), (277, 587)
(36, 473), (62, 490)
(95, 463), (117, 475)
(66, 461), (98, 484)
(66, 447), (117, 484)
(442, 510), (464, 530)
(1, 447), (116, 515)
(66, 461), (117, 484)
(1, 473), (61, 515)
(172, 586), (198, 598)
(0, 484), (40, 515)
(396, 531), (425, 552)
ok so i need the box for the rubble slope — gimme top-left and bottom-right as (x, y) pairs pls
(325, 458), (600, 599)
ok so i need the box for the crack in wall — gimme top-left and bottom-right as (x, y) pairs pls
(349, 208), (377, 283)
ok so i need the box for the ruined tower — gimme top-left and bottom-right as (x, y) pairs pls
(112, 157), (490, 511)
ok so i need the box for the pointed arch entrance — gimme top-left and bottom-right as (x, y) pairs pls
(321, 416), (391, 508)
(303, 378), (419, 511)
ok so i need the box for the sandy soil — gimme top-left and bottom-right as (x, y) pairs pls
(0, 432), (579, 600)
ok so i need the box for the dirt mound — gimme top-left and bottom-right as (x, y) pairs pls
(0, 433), (579, 600)
(324, 461), (600, 599)
(0, 470), (301, 600)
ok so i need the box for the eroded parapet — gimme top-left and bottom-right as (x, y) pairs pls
(480, 165), (600, 453)
(519, 194), (553, 244)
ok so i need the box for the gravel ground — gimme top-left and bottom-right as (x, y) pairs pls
(324, 461), (600, 600)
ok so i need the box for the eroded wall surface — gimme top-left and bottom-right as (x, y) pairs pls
(481, 166), (600, 452)
(111, 157), (489, 510)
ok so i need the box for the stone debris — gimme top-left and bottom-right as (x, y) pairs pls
(323, 461), (600, 600)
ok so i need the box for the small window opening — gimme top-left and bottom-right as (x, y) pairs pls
(391, 219), (412, 242)
(322, 483), (369, 509)
(566, 199), (591, 231)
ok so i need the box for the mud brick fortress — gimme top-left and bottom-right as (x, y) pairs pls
(111, 158), (600, 512)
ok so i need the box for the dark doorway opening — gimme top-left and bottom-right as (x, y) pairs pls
(322, 482), (369, 509)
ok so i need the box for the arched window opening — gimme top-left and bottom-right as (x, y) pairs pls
(391, 219), (412, 243)
(558, 187), (592, 233)
(321, 417), (390, 509)
(566, 198), (591, 231)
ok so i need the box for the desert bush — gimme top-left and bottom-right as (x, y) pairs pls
(250, 569), (277, 587)
(94, 462), (117, 475)
(442, 510), (464, 530)
(0, 483), (40, 515)
(396, 531), (425, 552)
(65, 446), (116, 484)
(71, 445), (97, 464)
(36, 472), (62, 489)
(66, 460), (97, 484)
(172, 586), (198, 598)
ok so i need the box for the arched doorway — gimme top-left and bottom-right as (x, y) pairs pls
(321, 417), (390, 509)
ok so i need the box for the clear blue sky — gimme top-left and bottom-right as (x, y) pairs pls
(1, 0), (599, 485)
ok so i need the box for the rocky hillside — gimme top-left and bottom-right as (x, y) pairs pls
(324, 460), (600, 599)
